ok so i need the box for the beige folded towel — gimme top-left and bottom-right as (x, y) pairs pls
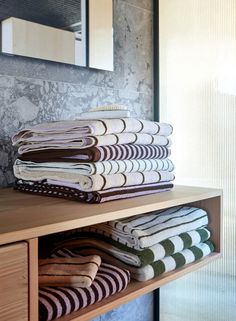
(38, 255), (101, 287)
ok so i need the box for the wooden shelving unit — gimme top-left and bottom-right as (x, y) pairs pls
(0, 185), (222, 321)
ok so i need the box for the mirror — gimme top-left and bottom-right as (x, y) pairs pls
(0, 0), (113, 71)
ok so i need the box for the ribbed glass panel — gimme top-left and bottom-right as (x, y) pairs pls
(159, 1), (236, 320)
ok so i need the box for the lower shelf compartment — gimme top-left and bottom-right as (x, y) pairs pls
(56, 252), (221, 321)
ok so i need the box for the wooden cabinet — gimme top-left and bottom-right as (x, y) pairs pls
(0, 185), (222, 321)
(0, 242), (28, 321)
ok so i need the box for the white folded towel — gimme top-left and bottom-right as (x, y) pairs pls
(79, 110), (131, 119)
(16, 132), (172, 155)
(81, 206), (209, 249)
(12, 118), (173, 146)
(21, 170), (174, 191)
(14, 158), (174, 177)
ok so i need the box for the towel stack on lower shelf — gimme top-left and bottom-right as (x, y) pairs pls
(51, 206), (214, 281)
(39, 251), (130, 321)
(12, 117), (175, 203)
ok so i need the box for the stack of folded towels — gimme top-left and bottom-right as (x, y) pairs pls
(39, 251), (130, 321)
(12, 105), (175, 203)
(49, 205), (214, 282)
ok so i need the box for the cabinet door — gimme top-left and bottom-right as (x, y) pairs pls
(0, 242), (28, 321)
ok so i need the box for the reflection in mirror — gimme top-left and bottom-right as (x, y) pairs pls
(0, 0), (113, 71)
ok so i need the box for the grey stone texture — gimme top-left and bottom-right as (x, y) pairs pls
(0, 1), (154, 320)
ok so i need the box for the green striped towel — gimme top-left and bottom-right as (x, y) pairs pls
(79, 206), (209, 250)
(69, 241), (214, 281)
(52, 228), (211, 267)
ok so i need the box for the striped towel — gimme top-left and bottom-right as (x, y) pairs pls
(14, 170), (174, 191)
(51, 228), (211, 267)
(39, 249), (130, 321)
(16, 133), (172, 155)
(74, 241), (214, 281)
(38, 255), (101, 287)
(79, 206), (209, 249)
(14, 179), (173, 203)
(19, 144), (171, 163)
(14, 158), (174, 176)
(12, 118), (173, 146)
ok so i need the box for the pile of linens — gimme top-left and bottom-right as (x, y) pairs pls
(49, 205), (214, 282)
(38, 251), (130, 321)
(12, 116), (175, 203)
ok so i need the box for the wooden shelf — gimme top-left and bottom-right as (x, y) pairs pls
(0, 185), (222, 246)
(0, 185), (222, 321)
(58, 253), (221, 321)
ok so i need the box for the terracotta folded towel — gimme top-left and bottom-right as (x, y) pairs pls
(79, 206), (209, 249)
(72, 241), (214, 281)
(14, 179), (174, 203)
(12, 118), (173, 146)
(39, 255), (101, 287)
(51, 227), (211, 267)
(16, 132), (172, 155)
(14, 158), (174, 176)
(39, 249), (130, 321)
(19, 144), (171, 163)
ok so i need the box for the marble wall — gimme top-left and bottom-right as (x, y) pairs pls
(0, 0), (154, 187)
(0, 1), (154, 320)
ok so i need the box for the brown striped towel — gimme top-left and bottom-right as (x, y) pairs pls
(39, 249), (130, 321)
(12, 118), (173, 146)
(39, 255), (101, 288)
(16, 132), (172, 155)
(14, 169), (174, 191)
(14, 158), (174, 176)
(19, 144), (171, 163)
(14, 179), (174, 203)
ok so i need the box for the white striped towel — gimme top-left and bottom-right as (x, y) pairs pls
(12, 118), (173, 146)
(14, 158), (174, 177)
(16, 132), (172, 155)
(80, 206), (209, 249)
(34, 170), (174, 191)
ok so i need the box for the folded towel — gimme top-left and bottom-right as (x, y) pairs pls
(90, 104), (129, 111)
(14, 179), (174, 203)
(38, 255), (101, 287)
(14, 168), (174, 191)
(39, 250), (130, 321)
(80, 206), (209, 249)
(19, 144), (171, 162)
(79, 109), (131, 119)
(74, 241), (214, 281)
(51, 228), (211, 267)
(16, 133), (172, 155)
(12, 118), (173, 146)
(14, 158), (174, 176)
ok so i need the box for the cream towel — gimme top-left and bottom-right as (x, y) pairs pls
(14, 158), (174, 176)
(14, 170), (174, 191)
(12, 118), (173, 146)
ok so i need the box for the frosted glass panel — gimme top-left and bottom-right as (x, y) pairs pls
(159, 0), (236, 320)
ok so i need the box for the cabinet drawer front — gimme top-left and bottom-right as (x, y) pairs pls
(0, 242), (28, 321)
